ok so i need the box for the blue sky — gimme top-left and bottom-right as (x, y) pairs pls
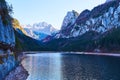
(7, 0), (106, 29)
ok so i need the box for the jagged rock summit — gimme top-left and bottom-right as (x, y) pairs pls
(60, 10), (79, 38)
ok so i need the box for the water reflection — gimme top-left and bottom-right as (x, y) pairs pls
(22, 53), (120, 80)
(22, 53), (62, 80)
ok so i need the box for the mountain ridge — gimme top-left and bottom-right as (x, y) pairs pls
(22, 22), (58, 40)
(60, 0), (120, 38)
(43, 0), (120, 52)
(13, 0), (120, 52)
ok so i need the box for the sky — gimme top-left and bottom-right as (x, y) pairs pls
(7, 0), (106, 29)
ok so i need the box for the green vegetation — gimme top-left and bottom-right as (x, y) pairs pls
(12, 18), (27, 35)
(45, 31), (99, 52)
(14, 30), (47, 53)
(44, 28), (120, 52)
(98, 28), (120, 52)
(13, 23), (120, 53)
(12, 18), (47, 53)
(0, 56), (3, 64)
(12, 18), (20, 27)
(0, 54), (8, 64)
(13, 26), (120, 53)
(0, 0), (13, 25)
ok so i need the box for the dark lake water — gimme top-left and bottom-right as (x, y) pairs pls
(21, 52), (120, 80)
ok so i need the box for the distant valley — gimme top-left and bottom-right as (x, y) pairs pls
(13, 0), (120, 52)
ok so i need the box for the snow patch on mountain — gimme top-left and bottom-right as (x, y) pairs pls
(22, 22), (58, 40)
(61, 10), (79, 30)
(60, 0), (120, 38)
(59, 10), (79, 38)
(71, 1), (120, 37)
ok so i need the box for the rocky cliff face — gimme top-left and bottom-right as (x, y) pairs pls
(60, 10), (79, 38)
(0, 0), (16, 80)
(0, 1), (15, 51)
(0, 16), (15, 51)
(60, 0), (120, 38)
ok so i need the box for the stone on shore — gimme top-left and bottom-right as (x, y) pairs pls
(5, 65), (29, 80)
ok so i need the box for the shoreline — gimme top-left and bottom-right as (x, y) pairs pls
(22, 51), (120, 57)
(4, 64), (29, 80)
(5, 51), (120, 80)
(74, 52), (120, 57)
(4, 53), (29, 80)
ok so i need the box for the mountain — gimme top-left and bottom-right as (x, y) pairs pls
(13, 0), (120, 52)
(44, 0), (120, 52)
(45, 27), (120, 52)
(12, 18), (27, 35)
(60, 0), (120, 38)
(12, 18), (47, 51)
(15, 30), (46, 52)
(22, 22), (58, 40)
(59, 10), (79, 38)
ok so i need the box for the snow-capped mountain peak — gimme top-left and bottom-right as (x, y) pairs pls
(22, 22), (58, 40)
(61, 10), (79, 30)
(59, 10), (79, 38)
(59, 0), (120, 38)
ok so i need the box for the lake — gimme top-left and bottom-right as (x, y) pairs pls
(21, 52), (120, 80)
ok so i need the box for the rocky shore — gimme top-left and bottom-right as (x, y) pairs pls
(4, 65), (29, 80)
